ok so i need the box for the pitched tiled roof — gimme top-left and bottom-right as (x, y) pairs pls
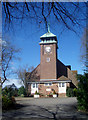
(27, 64), (40, 82)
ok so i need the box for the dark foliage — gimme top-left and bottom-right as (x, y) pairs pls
(77, 73), (88, 111)
(2, 95), (16, 110)
(66, 87), (77, 97)
(2, 86), (18, 97)
(18, 86), (27, 96)
(2, 85), (18, 110)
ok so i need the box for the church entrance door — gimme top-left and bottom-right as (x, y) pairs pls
(58, 82), (66, 94)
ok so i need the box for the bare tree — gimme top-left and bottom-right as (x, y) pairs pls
(81, 28), (88, 72)
(17, 65), (35, 95)
(2, 2), (87, 33)
(1, 39), (20, 86)
(17, 65), (34, 87)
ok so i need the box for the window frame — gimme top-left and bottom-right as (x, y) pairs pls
(32, 83), (38, 88)
(44, 83), (52, 86)
(59, 83), (65, 87)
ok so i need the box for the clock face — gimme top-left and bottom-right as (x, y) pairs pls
(45, 46), (51, 53)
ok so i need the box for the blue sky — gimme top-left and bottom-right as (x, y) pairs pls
(6, 21), (84, 73)
(2, 2), (86, 87)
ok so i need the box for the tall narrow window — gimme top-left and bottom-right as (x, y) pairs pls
(36, 83), (38, 88)
(59, 83), (61, 87)
(33, 83), (35, 88)
(62, 83), (65, 87)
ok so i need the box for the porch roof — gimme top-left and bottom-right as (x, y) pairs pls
(27, 80), (71, 84)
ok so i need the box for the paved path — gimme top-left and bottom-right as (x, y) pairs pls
(2, 97), (88, 120)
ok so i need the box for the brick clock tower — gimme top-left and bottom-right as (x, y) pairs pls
(39, 28), (58, 81)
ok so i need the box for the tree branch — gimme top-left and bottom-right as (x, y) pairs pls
(42, 2), (47, 30)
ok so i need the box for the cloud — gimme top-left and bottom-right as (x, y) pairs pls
(3, 78), (22, 88)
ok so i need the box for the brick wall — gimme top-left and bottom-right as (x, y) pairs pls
(40, 43), (57, 80)
(57, 59), (67, 78)
(38, 83), (58, 96)
(28, 82), (70, 97)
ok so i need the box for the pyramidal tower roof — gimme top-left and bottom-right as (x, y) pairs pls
(40, 31), (56, 38)
(40, 24), (56, 39)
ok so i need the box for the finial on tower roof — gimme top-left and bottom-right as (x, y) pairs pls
(48, 23), (50, 33)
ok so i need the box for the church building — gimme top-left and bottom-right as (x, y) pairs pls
(27, 27), (78, 97)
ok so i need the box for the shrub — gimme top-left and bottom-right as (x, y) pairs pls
(2, 95), (11, 109)
(2, 87), (18, 98)
(39, 93), (44, 97)
(48, 92), (53, 97)
(2, 95), (16, 110)
(66, 87), (74, 97)
(21, 94), (24, 97)
(35, 91), (39, 95)
(18, 86), (26, 96)
(2, 86), (17, 110)
(77, 73), (88, 111)
(53, 90), (56, 94)
(73, 88), (77, 97)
